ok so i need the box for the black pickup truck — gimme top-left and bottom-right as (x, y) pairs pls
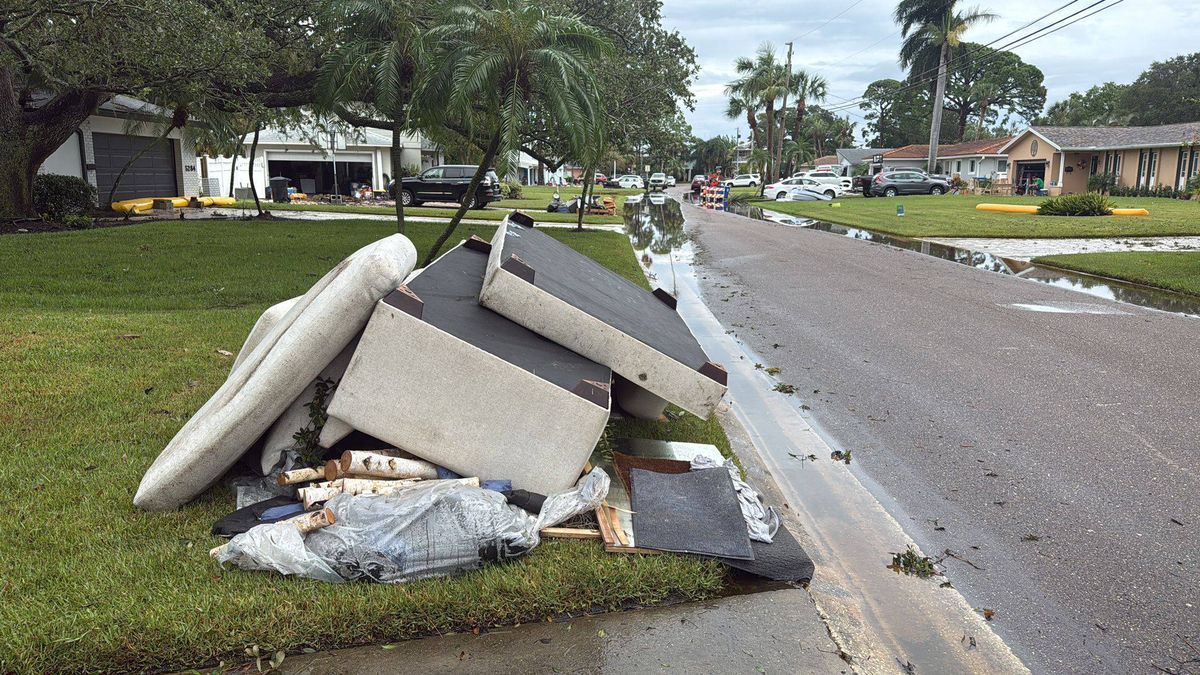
(390, 165), (502, 208)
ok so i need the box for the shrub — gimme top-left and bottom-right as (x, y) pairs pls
(949, 175), (967, 190)
(500, 180), (524, 200)
(63, 214), (94, 229)
(1086, 173), (1116, 194)
(33, 174), (96, 220)
(1037, 192), (1115, 216)
(1186, 175), (1200, 198)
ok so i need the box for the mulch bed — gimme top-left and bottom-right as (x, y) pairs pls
(1, 218), (134, 235)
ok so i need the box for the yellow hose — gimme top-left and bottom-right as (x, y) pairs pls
(110, 196), (234, 213)
(976, 203), (1150, 216)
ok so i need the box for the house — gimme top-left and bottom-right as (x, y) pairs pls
(804, 154), (841, 171)
(881, 137), (1012, 180)
(999, 123), (1200, 195)
(203, 126), (442, 198)
(835, 148), (892, 176)
(38, 95), (200, 203)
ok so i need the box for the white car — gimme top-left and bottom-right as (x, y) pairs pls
(666, 175), (676, 187)
(765, 177), (841, 200)
(794, 169), (851, 189)
(614, 175), (645, 189)
(723, 173), (760, 187)
(649, 172), (667, 189)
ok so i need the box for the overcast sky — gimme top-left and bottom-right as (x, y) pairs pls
(661, 0), (1199, 143)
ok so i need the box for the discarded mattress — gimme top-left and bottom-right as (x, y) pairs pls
(231, 296), (299, 372)
(134, 234), (418, 510)
(478, 214), (726, 419)
(326, 237), (612, 495)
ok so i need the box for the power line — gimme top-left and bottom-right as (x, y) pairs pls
(793, 0), (869, 42)
(822, 0), (1123, 114)
(822, 0), (1100, 113)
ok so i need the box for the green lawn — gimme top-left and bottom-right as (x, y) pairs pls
(754, 194), (1200, 238)
(1033, 251), (1200, 297)
(491, 184), (639, 211)
(0, 219), (729, 673)
(231, 198), (625, 225)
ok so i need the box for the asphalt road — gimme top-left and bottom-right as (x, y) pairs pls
(684, 199), (1200, 674)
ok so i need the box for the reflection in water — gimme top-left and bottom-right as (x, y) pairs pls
(625, 194), (687, 256)
(635, 195), (1200, 318)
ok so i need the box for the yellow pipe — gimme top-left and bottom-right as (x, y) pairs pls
(976, 203), (1150, 217)
(975, 203), (1038, 214)
(110, 196), (235, 214)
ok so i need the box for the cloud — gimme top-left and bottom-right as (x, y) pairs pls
(663, 0), (1200, 140)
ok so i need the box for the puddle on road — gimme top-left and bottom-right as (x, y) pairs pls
(1009, 302), (1131, 315)
(705, 197), (1200, 318)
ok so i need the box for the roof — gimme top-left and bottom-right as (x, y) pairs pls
(812, 154), (840, 166)
(29, 93), (175, 123)
(836, 147), (892, 164)
(246, 126), (395, 147)
(1007, 122), (1200, 151)
(883, 137), (1013, 160)
(882, 144), (927, 159)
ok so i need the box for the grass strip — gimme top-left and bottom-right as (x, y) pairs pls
(0, 218), (729, 673)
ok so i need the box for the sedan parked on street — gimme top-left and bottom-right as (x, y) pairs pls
(666, 175), (676, 187)
(868, 170), (950, 196)
(764, 176), (841, 200)
(614, 174), (645, 189)
(649, 172), (667, 190)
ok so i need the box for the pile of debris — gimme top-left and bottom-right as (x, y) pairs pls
(135, 212), (811, 584)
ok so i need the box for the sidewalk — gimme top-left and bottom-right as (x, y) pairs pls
(279, 587), (847, 674)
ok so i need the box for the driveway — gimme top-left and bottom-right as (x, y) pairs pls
(685, 200), (1200, 674)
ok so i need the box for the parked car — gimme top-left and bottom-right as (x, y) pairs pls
(764, 177), (841, 200)
(614, 174), (645, 189)
(393, 165), (501, 208)
(666, 175), (676, 187)
(649, 172), (667, 190)
(853, 173), (875, 197)
(691, 174), (707, 193)
(793, 169), (850, 190)
(723, 173), (760, 187)
(868, 170), (950, 197)
(782, 187), (834, 202)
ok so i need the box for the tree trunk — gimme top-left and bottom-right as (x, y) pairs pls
(762, 102), (774, 198)
(0, 81), (101, 220)
(227, 152), (239, 198)
(248, 125), (264, 215)
(391, 117), (405, 234)
(789, 98), (807, 176)
(422, 127), (503, 267)
(927, 41), (950, 174)
(107, 123), (176, 209)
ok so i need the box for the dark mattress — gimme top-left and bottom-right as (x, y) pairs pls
(498, 223), (711, 369)
(404, 243), (610, 393)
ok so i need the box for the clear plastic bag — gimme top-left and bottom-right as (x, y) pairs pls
(215, 468), (609, 583)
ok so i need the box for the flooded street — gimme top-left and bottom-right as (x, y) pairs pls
(629, 192), (1200, 674)
(623, 194), (1029, 673)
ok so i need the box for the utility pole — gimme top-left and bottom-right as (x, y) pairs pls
(776, 41), (794, 182)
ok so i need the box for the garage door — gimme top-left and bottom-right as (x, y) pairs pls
(93, 132), (179, 201)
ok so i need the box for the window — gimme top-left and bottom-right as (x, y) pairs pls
(1113, 153), (1121, 177)
(444, 167), (467, 178)
(955, 160), (962, 173)
(1090, 155), (1099, 175)
(998, 159), (1008, 172)
(1190, 148), (1199, 177)
(421, 167), (444, 179)
(1136, 151), (1146, 184)
(1104, 152), (1112, 174)
(1149, 150), (1159, 185)
(969, 160), (976, 173)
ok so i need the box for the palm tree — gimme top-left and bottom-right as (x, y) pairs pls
(896, 0), (995, 173)
(788, 71), (827, 175)
(727, 44), (789, 187)
(725, 93), (762, 149)
(318, 0), (428, 234)
(418, 0), (611, 266)
(782, 137), (814, 172)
